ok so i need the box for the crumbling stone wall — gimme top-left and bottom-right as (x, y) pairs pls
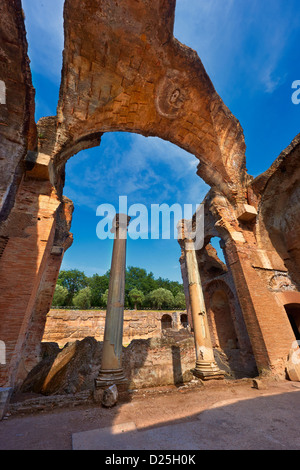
(42, 309), (189, 347)
(0, 0), (36, 220)
(20, 335), (196, 396)
(180, 134), (300, 378)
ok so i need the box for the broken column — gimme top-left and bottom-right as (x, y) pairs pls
(95, 213), (131, 390)
(179, 220), (224, 380)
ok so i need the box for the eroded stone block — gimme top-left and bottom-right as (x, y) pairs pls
(27, 153), (54, 182)
(102, 384), (118, 408)
(286, 345), (300, 382)
(237, 204), (257, 222)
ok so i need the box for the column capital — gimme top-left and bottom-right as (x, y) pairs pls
(177, 218), (194, 243)
(111, 213), (131, 233)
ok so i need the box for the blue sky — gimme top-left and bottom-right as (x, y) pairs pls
(22, 0), (300, 281)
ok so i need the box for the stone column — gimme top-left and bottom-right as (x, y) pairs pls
(95, 214), (131, 388)
(179, 248), (192, 327)
(180, 223), (224, 380)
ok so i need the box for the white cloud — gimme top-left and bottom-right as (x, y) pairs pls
(64, 133), (208, 213)
(174, 0), (300, 95)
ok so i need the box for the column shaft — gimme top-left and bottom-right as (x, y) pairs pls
(96, 214), (130, 388)
(184, 239), (224, 380)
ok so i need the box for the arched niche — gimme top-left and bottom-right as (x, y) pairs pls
(161, 314), (172, 330)
(180, 313), (188, 328)
(205, 280), (238, 350)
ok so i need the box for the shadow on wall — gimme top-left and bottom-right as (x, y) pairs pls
(17, 325), (259, 410)
(172, 345), (183, 387)
(18, 330), (195, 400)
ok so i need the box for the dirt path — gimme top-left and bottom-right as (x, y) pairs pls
(0, 379), (300, 450)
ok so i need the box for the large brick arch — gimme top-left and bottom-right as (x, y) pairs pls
(52, 0), (247, 201)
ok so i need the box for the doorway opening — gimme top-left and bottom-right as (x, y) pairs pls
(180, 313), (188, 328)
(207, 283), (238, 350)
(161, 314), (172, 330)
(285, 304), (300, 340)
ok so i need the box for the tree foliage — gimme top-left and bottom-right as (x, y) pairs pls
(72, 287), (92, 309)
(128, 288), (145, 309)
(52, 285), (69, 307)
(174, 292), (186, 309)
(147, 288), (174, 309)
(88, 272), (110, 307)
(52, 266), (184, 309)
(125, 266), (156, 297)
(101, 289), (109, 307)
(57, 269), (88, 304)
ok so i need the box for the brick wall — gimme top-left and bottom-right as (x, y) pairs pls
(0, 178), (60, 387)
(43, 309), (189, 348)
(224, 238), (296, 375)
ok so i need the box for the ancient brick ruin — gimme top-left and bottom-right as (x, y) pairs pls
(43, 309), (190, 348)
(1, 0), (300, 414)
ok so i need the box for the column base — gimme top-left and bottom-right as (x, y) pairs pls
(193, 361), (225, 381)
(95, 368), (127, 389)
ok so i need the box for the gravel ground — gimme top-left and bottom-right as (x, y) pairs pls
(0, 378), (300, 450)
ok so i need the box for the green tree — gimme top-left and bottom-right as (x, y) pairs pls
(155, 276), (184, 296)
(174, 292), (186, 309)
(147, 288), (174, 309)
(57, 269), (88, 304)
(55, 266), (184, 309)
(125, 266), (156, 297)
(72, 287), (92, 309)
(52, 284), (69, 307)
(102, 289), (109, 307)
(128, 288), (145, 309)
(88, 272), (110, 307)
